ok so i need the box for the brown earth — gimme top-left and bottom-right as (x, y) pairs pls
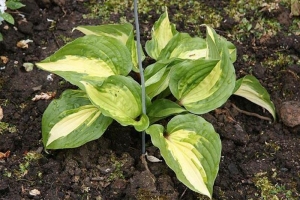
(0, 0), (300, 199)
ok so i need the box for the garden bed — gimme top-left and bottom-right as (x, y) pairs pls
(0, 0), (299, 199)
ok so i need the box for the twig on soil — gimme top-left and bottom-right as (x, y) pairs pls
(91, 177), (104, 181)
(0, 106), (3, 121)
(17, 179), (35, 184)
(278, 69), (300, 80)
(231, 103), (272, 121)
(179, 187), (188, 200)
(140, 153), (150, 172)
(52, 32), (61, 48)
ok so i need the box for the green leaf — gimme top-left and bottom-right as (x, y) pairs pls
(6, 1), (25, 10)
(0, 13), (14, 24)
(226, 40), (237, 63)
(146, 114), (221, 198)
(169, 47), (236, 114)
(145, 59), (182, 99)
(234, 75), (276, 120)
(145, 8), (178, 60)
(74, 23), (145, 72)
(146, 67), (170, 99)
(165, 26), (236, 114)
(126, 32), (145, 72)
(81, 75), (149, 131)
(158, 32), (207, 60)
(204, 25), (221, 60)
(0, 33), (3, 41)
(42, 90), (113, 149)
(147, 99), (187, 123)
(74, 23), (133, 45)
(169, 59), (217, 101)
(204, 25), (237, 62)
(36, 35), (133, 90)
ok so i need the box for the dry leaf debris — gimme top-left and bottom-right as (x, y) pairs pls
(16, 39), (33, 49)
(32, 92), (56, 101)
(0, 56), (8, 64)
(0, 106), (3, 121)
(0, 150), (10, 159)
(29, 189), (41, 196)
(145, 152), (162, 163)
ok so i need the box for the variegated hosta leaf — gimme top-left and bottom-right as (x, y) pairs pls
(146, 114), (221, 198)
(74, 23), (133, 45)
(74, 23), (145, 72)
(226, 40), (237, 63)
(42, 90), (113, 149)
(145, 59), (182, 99)
(145, 8), (178, 60)
(147, 99), (187, 124)
(204, 25), (237, 62)
(158, 32), (207, 60)
(234, 75), (276, 120)
(169, 47), (236, 114)
(81, 75), (149, 131)
(36, 35), (133, 90)
(126, 31), (145, 72)
(204, 25), (221, 60)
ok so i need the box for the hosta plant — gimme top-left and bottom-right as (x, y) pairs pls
(36, 9), (275, 198)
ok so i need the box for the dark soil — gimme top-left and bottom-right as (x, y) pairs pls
(0, 0), (300, 199)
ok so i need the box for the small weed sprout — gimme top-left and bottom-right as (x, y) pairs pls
(254, 173), (294, 200)
(0, 121), (16, 134)
(0, 0), (25, 41)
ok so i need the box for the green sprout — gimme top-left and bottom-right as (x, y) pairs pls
(254, 172), (295, 200)
(0, 122), (17, 134)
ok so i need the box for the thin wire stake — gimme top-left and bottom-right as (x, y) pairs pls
(134, 0), (146, 154)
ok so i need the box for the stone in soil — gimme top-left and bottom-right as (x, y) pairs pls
(280, 101), (300, 128)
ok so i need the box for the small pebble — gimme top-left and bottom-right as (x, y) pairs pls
(29, 189), (40, 196)
(280, 101), (300, 127)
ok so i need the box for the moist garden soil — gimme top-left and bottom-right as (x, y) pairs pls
(0, 0), (300, 199)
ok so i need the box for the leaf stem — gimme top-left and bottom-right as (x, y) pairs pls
(134, 0), (146, 154)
